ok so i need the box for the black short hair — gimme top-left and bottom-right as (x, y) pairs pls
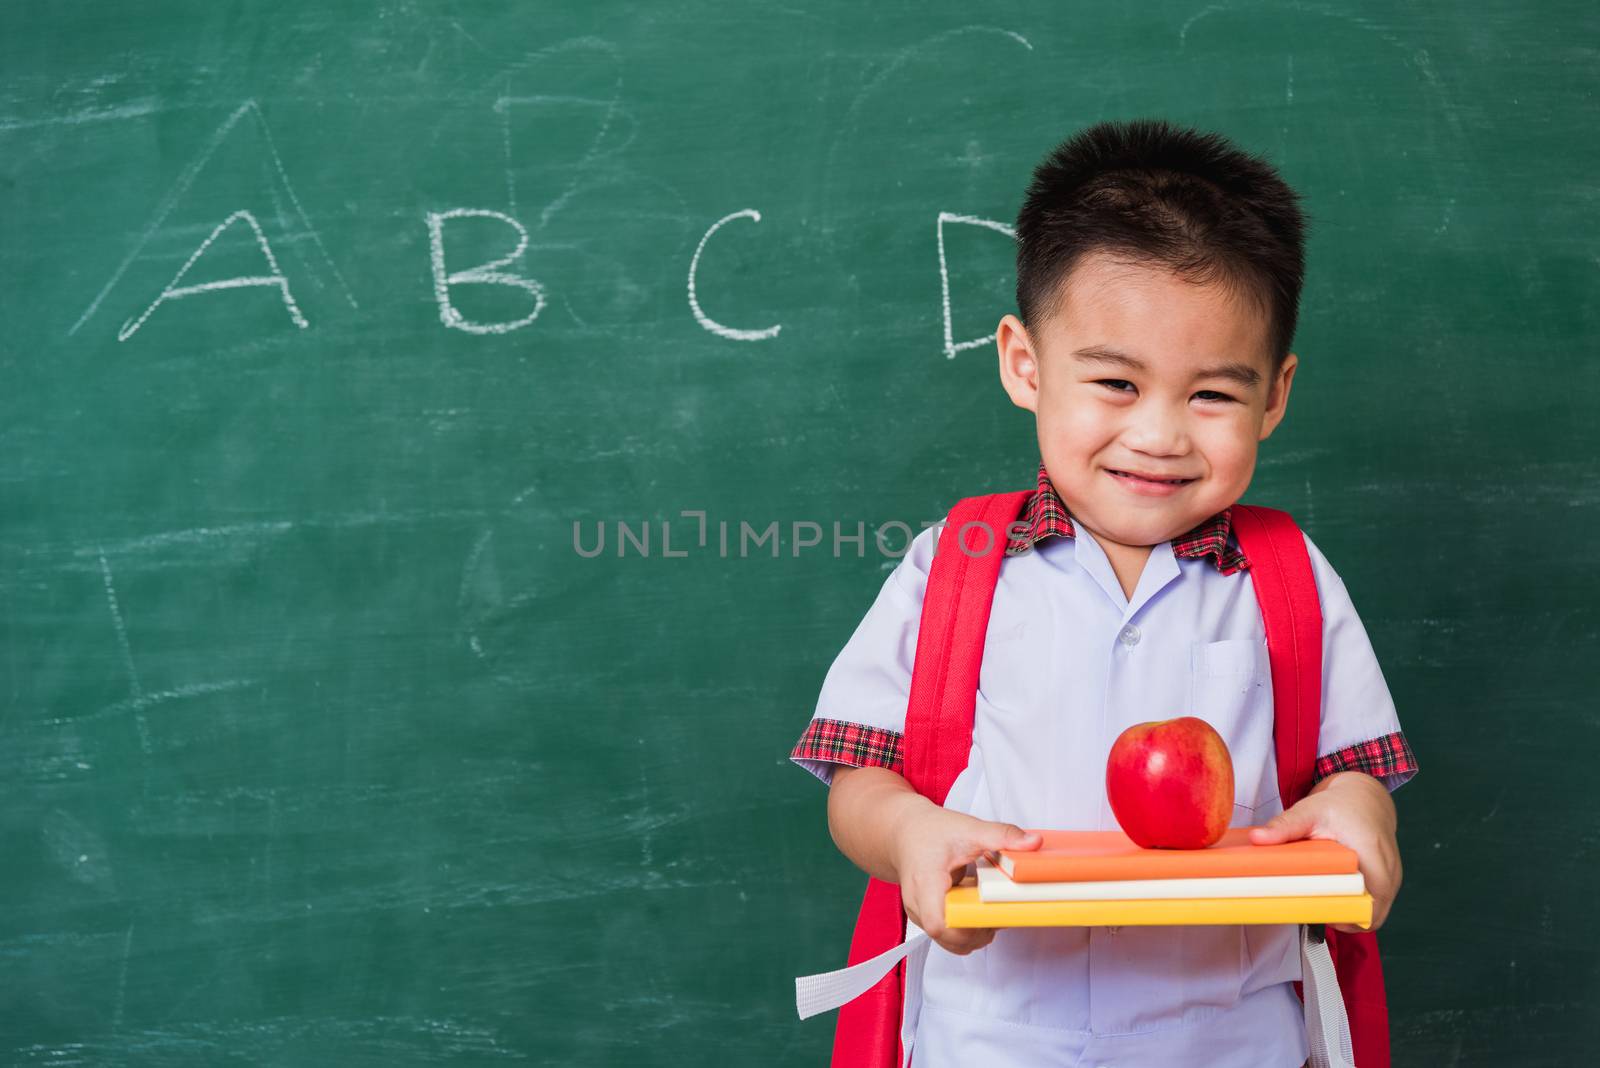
(1015, 118), (1308, 373)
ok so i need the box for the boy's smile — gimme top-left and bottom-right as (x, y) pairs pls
(997, 251), (1298, 598)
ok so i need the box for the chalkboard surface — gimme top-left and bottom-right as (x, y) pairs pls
(3, 2), (1597, 1064)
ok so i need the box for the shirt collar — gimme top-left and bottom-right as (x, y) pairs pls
(1004, 460), (1249, 575)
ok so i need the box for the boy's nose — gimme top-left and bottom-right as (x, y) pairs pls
(1121, 406), (1190, 456)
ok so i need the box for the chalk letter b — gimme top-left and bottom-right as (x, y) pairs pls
(426, 209), (547, 335)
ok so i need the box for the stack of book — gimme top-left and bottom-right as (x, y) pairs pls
(943, 828), (1372, 929)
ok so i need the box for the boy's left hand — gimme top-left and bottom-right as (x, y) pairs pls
(1247, 771), (1402, 933)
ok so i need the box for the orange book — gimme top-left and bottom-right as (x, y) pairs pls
(993, 827), (1359, 883)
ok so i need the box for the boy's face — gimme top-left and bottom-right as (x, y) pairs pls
(997, 251), (1298, 554)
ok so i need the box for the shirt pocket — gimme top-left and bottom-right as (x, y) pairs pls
(1189, 637), (1279, 818)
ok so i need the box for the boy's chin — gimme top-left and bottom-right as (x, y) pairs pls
(1092, 502), (1227, 544)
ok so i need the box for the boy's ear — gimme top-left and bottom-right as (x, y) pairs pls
(1259, 352), (1298, 440)
(996, 314), (1041, 413)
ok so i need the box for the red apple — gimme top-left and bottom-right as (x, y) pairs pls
(1105, 716), (1235, 849)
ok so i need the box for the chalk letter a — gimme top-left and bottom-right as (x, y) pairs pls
(117, 209), (308, 341)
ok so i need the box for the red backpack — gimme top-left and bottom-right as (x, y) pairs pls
(830, 490), (1390, 1067)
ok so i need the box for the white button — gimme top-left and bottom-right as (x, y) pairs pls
(1118, 624), (1140, 647)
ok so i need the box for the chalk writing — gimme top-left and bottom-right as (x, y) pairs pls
(426, 208), (548, 335)
(76, 99), (355, 339)
(937, 211), (1015, 359)
(117, 209), (308, 341)
(687, 209), (782, 342)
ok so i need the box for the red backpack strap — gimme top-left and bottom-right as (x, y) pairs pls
(1231, 504), (1322, 809)
(902, 491), (1033, 802)
(831, 878), (905, 1068)
(831, 490), (1030, 1068)
(1232, 503), (1391, 1068)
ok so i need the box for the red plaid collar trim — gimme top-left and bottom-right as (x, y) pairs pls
(1004, 461), (1249, 576)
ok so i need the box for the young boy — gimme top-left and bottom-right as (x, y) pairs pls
(789, 119), (1419, 1066)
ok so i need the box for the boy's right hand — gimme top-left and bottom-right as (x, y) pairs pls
(892, 805), (1042, 956)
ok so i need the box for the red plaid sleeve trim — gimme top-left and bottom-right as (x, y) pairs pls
(1312, 730), (1419, 790)
(789, 717), (904, 775)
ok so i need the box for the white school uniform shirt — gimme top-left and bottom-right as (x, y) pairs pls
(792, 498), (1415, 1068)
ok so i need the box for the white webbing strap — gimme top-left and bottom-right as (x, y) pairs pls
(795, 922), (929, 1020)
(799, 920), (1356, 1066)
(1301, 924), (1356, 1068)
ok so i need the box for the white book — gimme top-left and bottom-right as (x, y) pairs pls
(975, 854), (1365, 902)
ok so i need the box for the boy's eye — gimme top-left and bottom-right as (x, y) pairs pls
(1095, 380), (1237, 404)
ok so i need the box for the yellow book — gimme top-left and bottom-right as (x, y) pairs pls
(944, 882), (1373, 929)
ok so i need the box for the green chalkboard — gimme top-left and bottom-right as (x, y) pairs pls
(3, 1), (1597, 1063)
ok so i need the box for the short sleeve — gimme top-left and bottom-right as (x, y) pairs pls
(787, 524), (939, 787)
(1303, 530), (1420, 792)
